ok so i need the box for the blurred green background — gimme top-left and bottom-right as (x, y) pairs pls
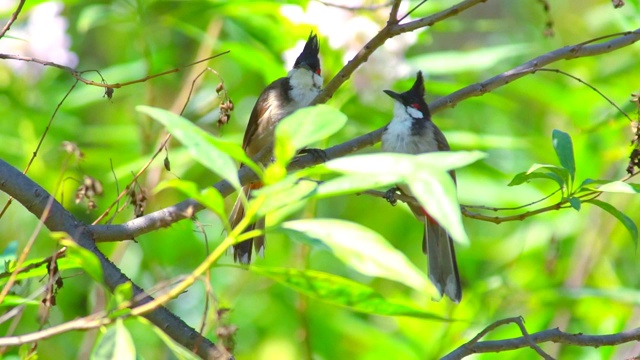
(1, 0), (640, 359)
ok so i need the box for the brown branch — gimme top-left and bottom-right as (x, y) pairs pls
(443, 323), (640, 359)
(0, 0), (25, 40)
(388, 0), (402, 24)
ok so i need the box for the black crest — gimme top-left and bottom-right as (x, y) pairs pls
(383, 71), (430, 118)
(293, 32), (321, 75)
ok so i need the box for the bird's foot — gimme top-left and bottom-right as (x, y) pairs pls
(384, 187), (400, 206)
(298, 148), (328, 163)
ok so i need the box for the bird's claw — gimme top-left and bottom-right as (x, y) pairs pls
(298, 148), (328, 163)
(384, 187), (399, 206)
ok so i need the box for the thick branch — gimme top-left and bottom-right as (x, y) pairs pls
(91, 28), (640, 242)
(0, 159), (231, 360)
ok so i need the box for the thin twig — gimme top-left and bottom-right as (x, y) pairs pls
(0, 52), (229, 90)
(535, 68), (632, 122)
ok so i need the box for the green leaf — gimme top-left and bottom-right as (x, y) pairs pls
(587, 199), (638, 247)
(0, 241), (17, 273)
(508, 170), (564, 187)
(569, 197), (581, 211)
(325, 152), (485, 176)
(250, 267), (446, 319)
(138, 106), (253, 189)
(0, 257), (83, 285)
(525, 163), (569, 188)
(274, 105), (348, 165)
(155, 179), (227, 219)
(279, 219), (436, 296)
(59, 237), (104, 285)
(108, 282), (133, 318)
(91, 319), (136, 360)
(552, 129), (576, 181)
(592, 181), (640, 194)
(0, 295), (39, 308)
(137, 317), (200, 360)
(316, 173), (402, 198)
(252, 178), (318, 224)
(407, 170), (468, 245)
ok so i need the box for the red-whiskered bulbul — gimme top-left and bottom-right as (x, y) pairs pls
(381, 71), (462, 302)
(229, 33), (323, 264)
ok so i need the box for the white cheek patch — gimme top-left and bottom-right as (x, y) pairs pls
(406, 106), (423, 118)
(312, 73), (323, 89)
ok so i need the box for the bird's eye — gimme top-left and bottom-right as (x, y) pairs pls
(411, 103), (420, 109)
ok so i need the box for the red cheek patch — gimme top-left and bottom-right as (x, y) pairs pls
(316, 68), (321, 75)
(411, 103), (420, 109)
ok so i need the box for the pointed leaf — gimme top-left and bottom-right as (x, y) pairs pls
(279, 219), (436, 296)
(251, 267), (446, 319)
(552, 129), (576, 180)
(407, 171), (468, 245)
(508, 170), (564, 187)
(274, 105), (348, 164)
(569, 197), (581, 211)
(91, 319), (136, 360)
(325, 152), (485, 176)
(155, 179), (226, 219)
(138, 106), (248, 189)
(137, 318), (200, 360)
(587, 199), (638, 247)
(594, 181), (640, 194)
(59, 237), (104, 285)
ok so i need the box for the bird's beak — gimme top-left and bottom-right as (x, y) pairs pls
(383, 89), (403, 102)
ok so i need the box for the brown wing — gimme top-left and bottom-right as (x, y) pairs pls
(242, 77), (291, 151)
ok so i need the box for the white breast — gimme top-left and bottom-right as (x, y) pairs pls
(381, 102), (438, 154)
(287, 68), (322, 107)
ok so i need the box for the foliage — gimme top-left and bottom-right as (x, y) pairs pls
(1, 0), (640, 359)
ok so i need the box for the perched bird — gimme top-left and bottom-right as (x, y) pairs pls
(381, 71), (462, 302)
(229, 33), (323, 264)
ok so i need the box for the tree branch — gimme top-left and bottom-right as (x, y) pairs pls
(0, 159), (232, 360)
(0, 0), (25, 40)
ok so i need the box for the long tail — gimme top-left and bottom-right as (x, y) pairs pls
(424, 220), (461, 302)
(229, 184), (265, 264)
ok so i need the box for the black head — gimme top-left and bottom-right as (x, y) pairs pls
(383, 71), (430, 118)
(293, 32), (321, 75)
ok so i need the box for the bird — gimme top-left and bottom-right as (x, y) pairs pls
(229, 33), (323, 264)
(380, 71), (462, 302)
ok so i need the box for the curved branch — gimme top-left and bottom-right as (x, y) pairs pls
(91, 28), (640, 242)
(0, 159), (232, 360)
